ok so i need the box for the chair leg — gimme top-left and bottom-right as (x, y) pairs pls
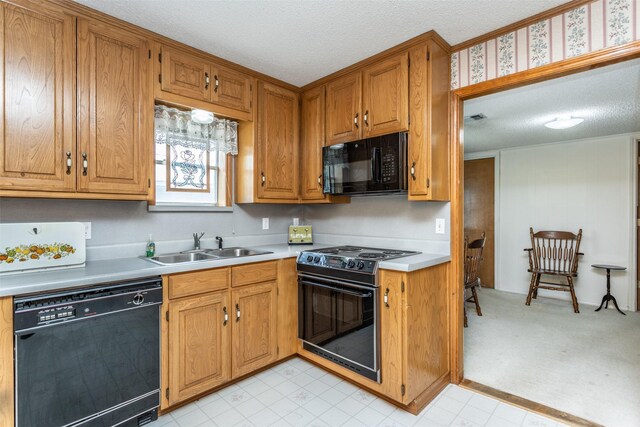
(567, 276), (579, 313)
(471, 286), (482, 316)
(464, 306), (468, 328)
(525, 273), (537, 306)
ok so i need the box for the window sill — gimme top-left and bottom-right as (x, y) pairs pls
(148, 203), (234, 213)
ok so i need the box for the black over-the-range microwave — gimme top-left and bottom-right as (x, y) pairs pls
(322, 132), (408, 196)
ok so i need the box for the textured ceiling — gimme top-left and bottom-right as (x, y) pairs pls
(463, 59), (640, 153)
(75, 0), (569, 86)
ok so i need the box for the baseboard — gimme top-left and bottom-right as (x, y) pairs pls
(459, 379), (603, 427)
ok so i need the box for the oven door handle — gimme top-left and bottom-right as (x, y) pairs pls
(298, 279), (372, 298)
(298, 273), (375, 291)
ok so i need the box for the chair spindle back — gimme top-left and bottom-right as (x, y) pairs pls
(529, 228), (583, 274)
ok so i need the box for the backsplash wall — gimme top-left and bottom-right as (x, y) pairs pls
(0, 198), (302, 259)
(303, 195), (451, 254)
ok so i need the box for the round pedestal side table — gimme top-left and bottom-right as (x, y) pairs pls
(591, 264), (626, 315)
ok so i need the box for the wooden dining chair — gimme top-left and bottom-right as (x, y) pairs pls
(525, 227), (584, 313)
(464, 232), (486, 327)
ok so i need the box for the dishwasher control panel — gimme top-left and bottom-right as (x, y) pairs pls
(14, 277), (163, 333)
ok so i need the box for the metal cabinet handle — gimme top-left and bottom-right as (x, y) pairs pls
(410, 162), (416, 181)
(261, 172), (266, 186)
(235, 304), (241, 321)
(223, 306), (228, 326)
(364, 110), (369, 126)
(205, 72), (210, 89)
(384, 288), (390, 307)
(65, 152), (72, 175)
(82, 152), (88, 176)
(354, 113), (359, 129)
(214, 75), (219, 93)
(317, 174), (322, 187)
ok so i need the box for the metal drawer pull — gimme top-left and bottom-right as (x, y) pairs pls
(410, 162), (416, 181)
(223, 306), (228, 326)
(235, 304), (241, 321)
(214, 75), (219, 93)
(82, 153), (88, 176)
(354, 113), (359, 128)
(384, 288), (390, 307)
(205, 72), (210, 89)
(65, 152), (72, 175)
(364, 110), (369, 126)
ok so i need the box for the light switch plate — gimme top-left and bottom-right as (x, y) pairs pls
(435, 218), (445, 234)
(293, 217), (300, 226)
(262, 218), (269, 230)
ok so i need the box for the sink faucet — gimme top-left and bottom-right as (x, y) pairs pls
(193, 232), (205, 250)
(215, 236), (223, 250)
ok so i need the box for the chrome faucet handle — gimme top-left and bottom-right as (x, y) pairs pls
(215, 236), (223, 250)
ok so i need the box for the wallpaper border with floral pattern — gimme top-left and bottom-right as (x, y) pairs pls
(451, 0), (639, 89)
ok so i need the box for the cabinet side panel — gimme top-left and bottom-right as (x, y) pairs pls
(0, 296), (13, 427)
(404, 263), (450, 401)
(277, 258), (298, 359)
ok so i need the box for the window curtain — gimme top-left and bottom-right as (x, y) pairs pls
(154, 105), (238, 155)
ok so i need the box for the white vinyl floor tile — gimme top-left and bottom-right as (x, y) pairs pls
(148, 358), (564, 427)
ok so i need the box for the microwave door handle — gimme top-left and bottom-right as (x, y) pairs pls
(299, 280), (372, 299)
(371, 147), (382, 183)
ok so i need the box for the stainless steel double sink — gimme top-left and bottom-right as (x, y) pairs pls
(145, 247), (273, 265)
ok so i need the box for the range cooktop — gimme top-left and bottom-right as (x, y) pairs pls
(297, 245), (420, 275)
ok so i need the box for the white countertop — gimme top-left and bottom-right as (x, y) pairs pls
(0, 243), (450, 297)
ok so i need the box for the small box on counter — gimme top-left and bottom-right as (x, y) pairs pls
(288, 225), (313, 245)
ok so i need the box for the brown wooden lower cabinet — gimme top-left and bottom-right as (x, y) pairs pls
(231, 281), (278, 377)
(167, 291), (231, 406)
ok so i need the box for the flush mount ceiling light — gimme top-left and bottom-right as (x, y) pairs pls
(191, 109), (214, 124)
(544, 116), (584, 130)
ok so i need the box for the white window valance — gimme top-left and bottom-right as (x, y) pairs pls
(154, 105), (238, 155)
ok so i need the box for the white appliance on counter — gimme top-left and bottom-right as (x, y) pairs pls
(0, 222), (86, 274)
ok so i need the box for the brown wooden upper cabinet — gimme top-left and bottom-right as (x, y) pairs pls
(407, 41), (450, 201)
(0, 1), (76, 192)
(159, 45), (252, 114)
(300, 86), (326, 201)
(0, 1), (151, 198)
(77, 18), (151, 195)
(256, 82), (299, 200)
(325, 52), (409, 145)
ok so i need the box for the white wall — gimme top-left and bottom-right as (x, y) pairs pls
(0, 198), (302, 260)
(488, 134), (636, 310)
(303, 195), (451, 254)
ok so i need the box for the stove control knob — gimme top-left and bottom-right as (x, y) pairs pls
(306, 255), (313, 262)
(314, 256), (321, 263)
(357, 261), (365, 270)
(347, 260), (355, 268)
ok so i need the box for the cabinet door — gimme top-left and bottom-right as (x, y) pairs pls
(300, 86), (326, 200)
(77, 19), (150, 195)
(168, 291), (231, 406)
(379, 270), (406, 403)
(160, 46), (211, 101)
(407, 44), (430, 198)
(325, 72), (361, 145)
(257, 82), (299, 200)
(0, 2), (75, 192)
(232, 282), (277, 377)
(362, 53), (408, 137)
(211, 65), (252, 113)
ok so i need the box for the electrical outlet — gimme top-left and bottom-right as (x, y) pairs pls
(435, 218), (445, 235)
(82, 222), (92, 239)
(262, 218), (269, 230)
(293, 218), (300, 226)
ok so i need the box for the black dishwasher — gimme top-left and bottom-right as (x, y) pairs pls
(14, 277), (163, 427)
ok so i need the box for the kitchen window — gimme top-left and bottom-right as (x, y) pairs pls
(152, 105), (238, 211)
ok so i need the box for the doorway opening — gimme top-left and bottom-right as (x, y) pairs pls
(460, 58), (640, 427)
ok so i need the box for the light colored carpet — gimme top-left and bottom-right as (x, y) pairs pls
(463, 288), (640, 427)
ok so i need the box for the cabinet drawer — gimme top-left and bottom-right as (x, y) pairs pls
(169, 267), (229, 299)
(231, 261), (277, 287)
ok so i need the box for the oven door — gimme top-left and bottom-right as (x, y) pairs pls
(298, 274), (380, 382)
